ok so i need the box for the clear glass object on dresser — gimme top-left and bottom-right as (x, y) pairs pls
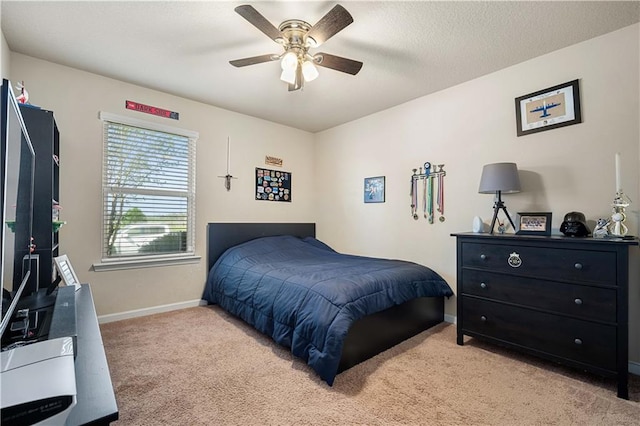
(452, 232), (638, 399)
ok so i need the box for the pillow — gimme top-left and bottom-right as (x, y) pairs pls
(301, 236), (336, 253)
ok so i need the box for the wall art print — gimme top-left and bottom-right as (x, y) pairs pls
(515, 79), (581, 137)
(364, 176), (385, 203)
(256, 168), (291, 202)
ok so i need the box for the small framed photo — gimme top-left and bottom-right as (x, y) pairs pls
(516, 212), (552, 236)
(515, 79), (581, 137)
(364, 176), (385, 203)
(54, 254), (82, 290)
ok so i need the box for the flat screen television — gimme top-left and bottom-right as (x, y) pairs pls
(0, 79), (36, 341)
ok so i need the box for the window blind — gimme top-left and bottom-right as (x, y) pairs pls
(100, 113), (196, 259)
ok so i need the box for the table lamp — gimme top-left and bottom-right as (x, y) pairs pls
(478, 162), (521, 233)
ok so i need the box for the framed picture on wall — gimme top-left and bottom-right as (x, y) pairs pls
(515, 79), (582, 137)
(255, 168), (291, 202)
(364, 176), (385, 203)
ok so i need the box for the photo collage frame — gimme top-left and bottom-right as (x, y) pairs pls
(255, 168), (291, 202)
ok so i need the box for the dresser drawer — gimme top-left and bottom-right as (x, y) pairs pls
(462, 297), (617, 371)
(461, 242), (616, 285)
(461, 269), (616, 323)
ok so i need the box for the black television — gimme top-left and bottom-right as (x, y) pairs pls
(0, 79), (36, 341)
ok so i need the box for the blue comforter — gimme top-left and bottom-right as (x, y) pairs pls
(202, 235), (453, 385)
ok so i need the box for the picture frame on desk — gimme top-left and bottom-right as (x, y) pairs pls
(54, 255), (81, 291)
(516, 212), (552, 236)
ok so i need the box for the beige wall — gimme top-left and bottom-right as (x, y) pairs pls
(1, 25), (10, 79)
(314, 24), (640, 363)
(8, 54), (316, 315)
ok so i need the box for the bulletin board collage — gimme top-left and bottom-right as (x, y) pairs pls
(255, 168), (291, 202)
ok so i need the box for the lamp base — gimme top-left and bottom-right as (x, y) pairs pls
(489, 200), (516, 234)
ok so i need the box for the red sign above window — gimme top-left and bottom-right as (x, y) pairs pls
(125, 100), (179, 120)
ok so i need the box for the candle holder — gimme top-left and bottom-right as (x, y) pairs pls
(609, 191), (631, 237)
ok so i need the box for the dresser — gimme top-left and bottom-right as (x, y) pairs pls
(452, 233), (638, 399)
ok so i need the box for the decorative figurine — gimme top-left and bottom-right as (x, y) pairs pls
(609, 192), (631, 237)
(559, 211), (590, 237)
(593, 218), (610, 238)
(472, 216), (484, 233)
(15, 81), (29, 104)
(609, 153), (631, 237)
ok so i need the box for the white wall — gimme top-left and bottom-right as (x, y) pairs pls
(9, 54), (316, 315)
(314, 24), (640, 362)
(1, 17), (10, 79)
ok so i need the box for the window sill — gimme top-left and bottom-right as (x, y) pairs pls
(92, 254), (201, 272)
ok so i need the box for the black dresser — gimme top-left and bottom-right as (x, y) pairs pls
(452, 232), (638, 399)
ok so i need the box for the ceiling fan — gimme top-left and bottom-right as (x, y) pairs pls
(229, 4), (363, 91)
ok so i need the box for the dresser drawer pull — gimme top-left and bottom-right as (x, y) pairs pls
(480, 254), (487, 260)
(574, 298), (583, 305)
(574, 262), (583, 270)
(574, 338), (583, 345)
(480, 282), (487, 289)
(507, 252), (522, 268)
(480, 315), (487, 322)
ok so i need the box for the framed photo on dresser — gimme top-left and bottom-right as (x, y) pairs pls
(516, 212), (552, 236)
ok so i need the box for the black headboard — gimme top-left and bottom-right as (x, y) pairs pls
(206, 222), (316, 272)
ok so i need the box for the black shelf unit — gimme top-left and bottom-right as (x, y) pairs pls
(19, 105), (60, 294)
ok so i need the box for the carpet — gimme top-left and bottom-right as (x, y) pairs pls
(100, 306), (640, 425)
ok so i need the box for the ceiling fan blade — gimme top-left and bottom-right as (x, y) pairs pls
(230, 54), (278, 67)
(314, 53), (363, 75)
(234, 5), (282, 42)
(306, 4), (353, 47)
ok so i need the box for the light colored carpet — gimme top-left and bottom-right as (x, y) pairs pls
(100, 306), (640, 425)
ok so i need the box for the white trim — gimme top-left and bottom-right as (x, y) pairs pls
(92, 254), (201, 272)
(98, 299), (209, 324)
(444, 313), (456, 324)
(99, 111), (199, 139)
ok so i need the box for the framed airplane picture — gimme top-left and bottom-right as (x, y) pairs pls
(515, 79), (582, 136)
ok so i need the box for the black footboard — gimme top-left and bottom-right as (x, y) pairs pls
(338, 296), (445, 373)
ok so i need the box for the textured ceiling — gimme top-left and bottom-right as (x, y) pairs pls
(2, 1), (639, 133)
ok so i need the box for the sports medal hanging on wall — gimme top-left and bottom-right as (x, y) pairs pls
(410, 162), (446, 223)
(256, 168), (291, 202)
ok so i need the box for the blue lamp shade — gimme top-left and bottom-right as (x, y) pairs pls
(478, 162), (521, 194)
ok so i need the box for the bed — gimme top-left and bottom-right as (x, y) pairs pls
(203, 222), (453, 385)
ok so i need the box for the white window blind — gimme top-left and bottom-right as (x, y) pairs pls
(100, 112), (197, 260)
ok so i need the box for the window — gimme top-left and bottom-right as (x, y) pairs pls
(99, 112), (197, 262)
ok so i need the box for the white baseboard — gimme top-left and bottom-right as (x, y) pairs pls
(444, 313), (456, 324)
(98, 299), (208, 324)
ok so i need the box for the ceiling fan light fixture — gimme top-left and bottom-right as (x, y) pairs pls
(281, 51), (298, 71)
(230, 4), (361, 91)
(280, 68), (297, 85)
(302, 60), (319, 82)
